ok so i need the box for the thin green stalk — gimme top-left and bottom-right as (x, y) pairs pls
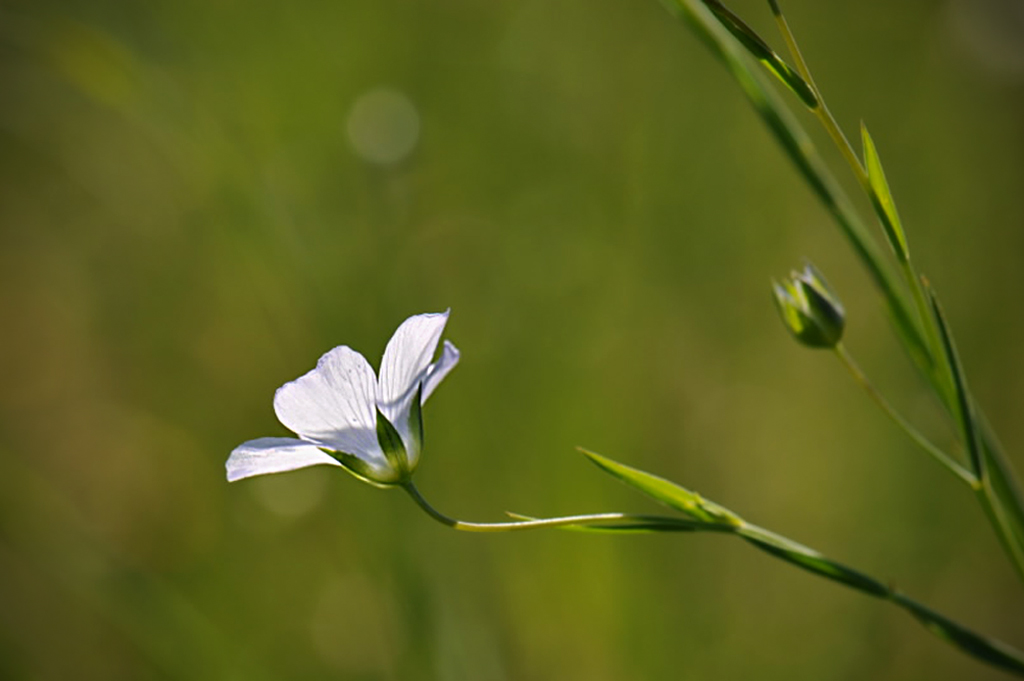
(577, 450), (1024, 676)
(975, 482), (1024, 585)
(400, 481), (713, 533)
(767, 0), (863, 182)
(833, 343), (976, 487)
(890, 592), (1024, 675)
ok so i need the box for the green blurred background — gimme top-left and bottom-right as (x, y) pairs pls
(2, 0), (1024, 679)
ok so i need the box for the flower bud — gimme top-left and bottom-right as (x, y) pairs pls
(772, 263), (845, 348)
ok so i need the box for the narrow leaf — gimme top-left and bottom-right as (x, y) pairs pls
(894, 594), (1024, 675)
(925, 282), (983, 478)
(581, 449), (739, 524)
(862, 123), (910, 263)
(702, 0), (818, 108)
(739, 524), (889, 597)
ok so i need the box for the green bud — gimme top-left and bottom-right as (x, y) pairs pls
(772, 263), (845, 348)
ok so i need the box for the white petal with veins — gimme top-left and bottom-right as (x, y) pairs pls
(377, 311), (449, 451)
(228, 311), (460, 484)
(273, 346), (385, 466)
(226, 437), (343, 482)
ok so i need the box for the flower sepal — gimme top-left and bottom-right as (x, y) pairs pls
(772, 263), (846, 349)
(375, 407), (413, 484)
(330, 448), (405, 489)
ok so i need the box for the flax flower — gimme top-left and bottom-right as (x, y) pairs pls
(227, 311), (459, 486)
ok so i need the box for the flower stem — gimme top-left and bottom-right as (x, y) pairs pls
(401, 481), (715, 533)
(833, 343), (977, 487)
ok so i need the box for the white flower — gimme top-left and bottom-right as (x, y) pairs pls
(227, 311), (460, 486)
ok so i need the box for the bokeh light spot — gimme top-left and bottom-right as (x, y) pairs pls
(346, 88), (421, 165)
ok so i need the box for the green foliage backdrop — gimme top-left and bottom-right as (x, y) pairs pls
(1, 0), (1023, 679)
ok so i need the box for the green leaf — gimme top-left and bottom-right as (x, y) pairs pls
(925, 282), (982, 478)
(702, 0), (818, 108)
(581, 449), (739, 524)
(738, 524), (889, 597)
(861, 123), (910, 263)
(894, 594), (1024, 675)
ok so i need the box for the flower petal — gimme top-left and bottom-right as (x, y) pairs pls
(422, 340), (460, 402)
(226, 437), (342, 482)
(377, 311), (450, 448)
(273, 346), (386, 466)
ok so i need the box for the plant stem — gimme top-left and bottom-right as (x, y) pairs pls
(538, 506), (1024, 675)
(768, 1), (863, 182)
(832, 343), (976, 487)
(400, 481), (716, 533)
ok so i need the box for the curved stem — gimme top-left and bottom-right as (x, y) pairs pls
(833, 343), (977, 487)
(401, 481), (715, 533)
